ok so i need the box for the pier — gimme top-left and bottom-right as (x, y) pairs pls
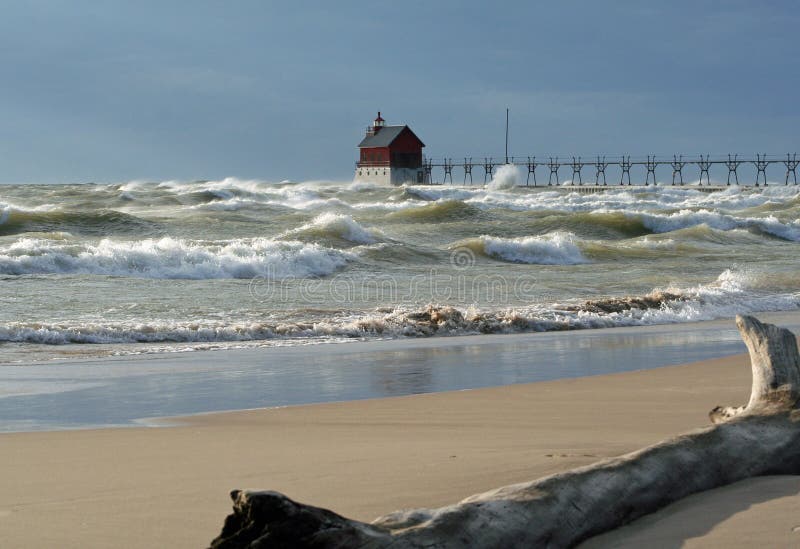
(421, 153), (800, 188)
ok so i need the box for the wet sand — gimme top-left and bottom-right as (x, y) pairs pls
(3, 342), (799, 548)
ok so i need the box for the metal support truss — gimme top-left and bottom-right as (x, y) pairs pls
(548, 157), (560, 186)
(697, 155), (712, 186)
(595, 156), (608, 186)
(784, 153), (798, 185)
(526, 156), (537, 186)
(571, 156), (584, 185)
(483, 158), (495, 184)
(463, 158), (473, 185)
(644, 155), (657, 186)
(442, 158), (453, 184)
(619, 156), (632, 186)
(755, 154), (769, 187)
(725, 154), (741, 186)
(671, 155), (686, 186)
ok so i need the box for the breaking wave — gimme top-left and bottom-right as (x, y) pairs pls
(283, 213), (376, 244)
(486, 164), (520, 191)
(632, 209), (800, 241)
(0, 237), (355, 279)
(0, 203), (161, 237)
(456, 232), (587, 265)
(1, 180), (799, 360)
(401, 185), (800, 216)
(6, 179), (800, 221)
(518, 209), (800, 241)
(3, 269), (796, 345)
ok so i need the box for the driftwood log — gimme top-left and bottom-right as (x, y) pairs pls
(209, 315), (800, 548)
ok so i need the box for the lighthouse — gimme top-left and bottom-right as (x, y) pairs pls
(354, 112), (426, 185)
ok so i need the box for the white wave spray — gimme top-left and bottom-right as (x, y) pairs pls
(1, 269), (796, 346)
(474, 233), (587, 265)
(486, 164), (520, 191)
(0, 237), (355, 279)
(284, 213), (376, 244)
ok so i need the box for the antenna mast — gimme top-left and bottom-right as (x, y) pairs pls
(505, 108), (509, 164)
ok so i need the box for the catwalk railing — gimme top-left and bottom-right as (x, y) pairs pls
(420, 154), (800, 186)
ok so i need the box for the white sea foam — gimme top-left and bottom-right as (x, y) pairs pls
(1, 180), (798, 361)
(629, 209), (800, 241)
(624, 269), (800, 325)
(145, 177), (357, 211)
(0, 237), (355, 279)
(626, 235), (679, 249)
(398, 184), (800, 216)
(477, 233), (587, 265)
(0, 201), (57, 222)
(117, 176), (800, 217)
(34, 177), (800, 218)
(1, 269), (796, 345)
(284, 213), (376, 244)
(156, 177), (269, 196)
(347, 180), (381, 192)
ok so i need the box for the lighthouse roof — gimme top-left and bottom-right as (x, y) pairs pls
(358, 125), (425, 148)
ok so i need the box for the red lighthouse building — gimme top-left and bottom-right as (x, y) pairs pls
(354, 112), (426, 185)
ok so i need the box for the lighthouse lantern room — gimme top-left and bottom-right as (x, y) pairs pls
(355, 112), (426, 185)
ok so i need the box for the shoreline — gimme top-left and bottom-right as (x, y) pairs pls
(13, 308), (800, 367)
(3, 310), (800, 433)
(3, 339), (800, 547)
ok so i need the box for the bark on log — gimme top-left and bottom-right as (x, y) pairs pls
(209, 315), (800, 549)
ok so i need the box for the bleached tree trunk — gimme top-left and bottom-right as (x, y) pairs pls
(209, 315), (800, 549)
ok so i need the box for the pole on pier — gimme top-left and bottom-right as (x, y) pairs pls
(505, 108), (509, 165)
(424, 159), (433, 185)
(463, 158), (473, 185)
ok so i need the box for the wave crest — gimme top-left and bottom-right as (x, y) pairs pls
(487, 164), (520, 191)
(283, 213), (376, 244)
(634, 209), (800, 241)
(0, 203), (160, 237)
(0, 237), (354, 279)
(5, 269), (794, 346)
(456, 233), (587, 265)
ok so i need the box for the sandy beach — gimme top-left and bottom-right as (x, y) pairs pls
(3, 337), (799, 548)
(3, 1), (799, 546)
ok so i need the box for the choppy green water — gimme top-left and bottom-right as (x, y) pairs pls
(1, 177), (799, 362)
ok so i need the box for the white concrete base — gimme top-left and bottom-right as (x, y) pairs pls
(354, 166), (426, 185)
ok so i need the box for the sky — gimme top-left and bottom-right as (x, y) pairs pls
(1, 0), (798, 183)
